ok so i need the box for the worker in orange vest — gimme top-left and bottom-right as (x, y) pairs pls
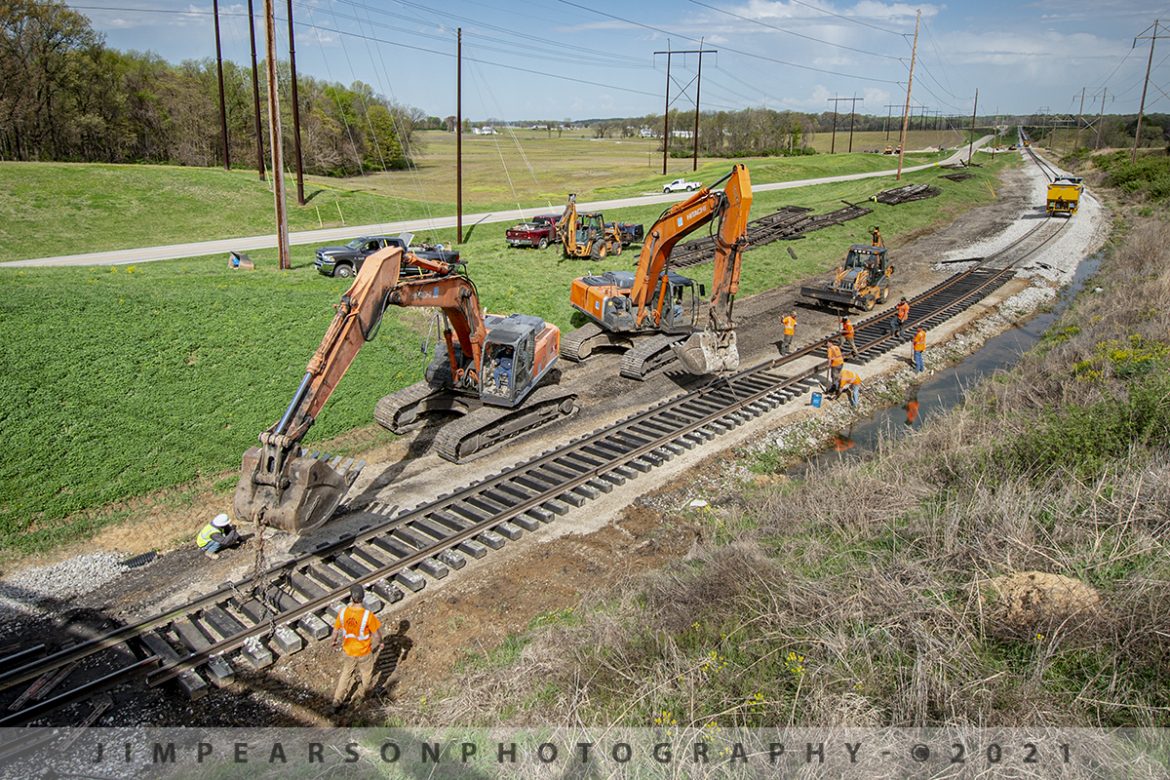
(837, 368), (862, 408)
(780, 310), (797, 354)
(912, 326), (927, 372)
(331, 584), (383, 713)
(839, 317), (859, 358)
(826, 338), (844, 387)
(890, 296), (910, 337)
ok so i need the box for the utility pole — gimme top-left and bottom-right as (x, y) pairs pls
(246, 0), (265, 180)
(1132, 20), (1165, 162)
(828, 96), (839, 153)
(896, 10), (920, 181)
(213, 0), (230, 170)
(1094, 87), (1107, 149)
(456, 28), (463, 244)
(654, 44), (714, 174)
(846, 95), (862, 152)
(1074, 86), (1086, 149)
(884, 103), (899, 140)
(263, 0), (289, 269)
(692, 39), (711, 172)
(967, 88), (978, 165)
(286, 0), (305, 205)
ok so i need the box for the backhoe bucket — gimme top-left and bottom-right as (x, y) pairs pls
(672, 329), (740, 375)
(233, 448), (365, 534)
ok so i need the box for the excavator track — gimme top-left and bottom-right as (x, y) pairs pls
(433, 385), (578, 463)
(619, 334), (687, 380)
(373, 381), (467, 434)
(560, 322), (632, 362)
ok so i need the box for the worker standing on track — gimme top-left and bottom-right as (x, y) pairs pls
(331, 584), (383, 713)
(891, 296), (910, 338)
(836, 368), (862, 409)
(912, 326), (927, 373)
(840, 317), (859, 359)
(826, 338), (845, 387)
(780, 310), (797, 354)
(195, 513), (240, 560)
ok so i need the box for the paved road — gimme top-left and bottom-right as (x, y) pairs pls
(0, 139), (991, 268)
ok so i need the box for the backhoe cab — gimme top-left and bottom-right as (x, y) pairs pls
(800, 242), (893, 312)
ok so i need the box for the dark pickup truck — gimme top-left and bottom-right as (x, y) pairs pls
(505, 214), (561, 249)
(314, 233), (460, 278)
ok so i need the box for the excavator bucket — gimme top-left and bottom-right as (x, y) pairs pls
(233, 448), (365, 534)
(672, 329), (740, 375)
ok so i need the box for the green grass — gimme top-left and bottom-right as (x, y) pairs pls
(0, 131), (951, 262)
(0, 156), (1010, 555)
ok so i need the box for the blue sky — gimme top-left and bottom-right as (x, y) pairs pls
(74, 0), (1170, 122)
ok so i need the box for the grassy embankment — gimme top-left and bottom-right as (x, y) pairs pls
(414, 156), (1170, 728)
(0, 155), (1005, 560)
(0, 131), (952, 263)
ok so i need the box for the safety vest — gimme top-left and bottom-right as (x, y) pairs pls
(913, 331), (927, 351)
(195, 522), (218, 549)
(337, 604), (378, 656)
(896, 302), (910, 321)
(841, 321), (854, 338)
(827, 343), (844, 367)
(782, 316), (796, 336)
(839, 369), (861, 389)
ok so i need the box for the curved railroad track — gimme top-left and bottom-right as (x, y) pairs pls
(0, 149), (1068, 732)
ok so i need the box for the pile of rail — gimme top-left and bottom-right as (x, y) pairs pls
(671, 202), (872, 269)
(872, 184), (941, 205)
(941, 172), (974, 182)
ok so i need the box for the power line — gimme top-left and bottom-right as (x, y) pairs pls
(554, 0), (901, 85)
(784, 0), (908, 37)
(683, 0), (902, 61)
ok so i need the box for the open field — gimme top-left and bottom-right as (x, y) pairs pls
(0, 133), (950, 262)
(0, 156), (1009, 558)
(802, 127), (967, 153)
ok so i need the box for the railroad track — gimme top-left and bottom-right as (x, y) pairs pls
(0, 173), (1067, 731)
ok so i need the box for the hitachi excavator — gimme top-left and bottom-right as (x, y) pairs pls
(234, 246), (576, 533)
(560, 164), (753, 379)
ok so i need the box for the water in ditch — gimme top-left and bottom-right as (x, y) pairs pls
(791, 253), (1103, 475)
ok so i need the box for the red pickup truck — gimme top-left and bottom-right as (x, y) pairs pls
(505, 213), (561, 249)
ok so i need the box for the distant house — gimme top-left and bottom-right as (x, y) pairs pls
(671, 129), (693, 139)
(639, 127), (656, 138)
(472, 126), (498, 135)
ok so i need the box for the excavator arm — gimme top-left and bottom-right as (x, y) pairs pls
(234, 245), (484, 533)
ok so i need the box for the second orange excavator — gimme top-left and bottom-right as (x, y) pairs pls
(234, 246), (576, 533)
(560, 164), (753, 379)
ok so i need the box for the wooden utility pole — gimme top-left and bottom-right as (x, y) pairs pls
(828, 96), (839, 153)
(896, 10), (920, 181)
(213, 0), (230, 169)
(286, 0), (305, 205)
(456, 28), (463, 244)
(846, 95), (862, 152)
(1094, 87), (1107, 149)
(1074, 86), (1086, 149)
(246, 0), (265, 180)
(967, 88), (978, 165)
(654, 44), (715, 175)
(1132, 20), (1164, 162)
(263, 0), (289, 269)
(884, 103), (898, 140)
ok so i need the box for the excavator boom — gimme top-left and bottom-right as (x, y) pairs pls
(234, 246), (479, 533)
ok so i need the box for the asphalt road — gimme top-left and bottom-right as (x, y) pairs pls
(0, 139), (991, 268)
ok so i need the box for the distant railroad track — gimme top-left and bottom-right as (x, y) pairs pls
(0, 210), (1064, 732)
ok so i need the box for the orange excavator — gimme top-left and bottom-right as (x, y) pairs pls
(234, 246), (575, 533)
(561, 164), (753, 379)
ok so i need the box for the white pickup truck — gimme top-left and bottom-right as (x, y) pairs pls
(663, 177), (701, 193)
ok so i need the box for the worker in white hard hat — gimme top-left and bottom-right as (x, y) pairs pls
(195, 513), (241, 560)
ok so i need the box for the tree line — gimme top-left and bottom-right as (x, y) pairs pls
(0, 0), (440, 175)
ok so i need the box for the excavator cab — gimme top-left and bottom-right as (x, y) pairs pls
(659, 274), (701, 333)
(480, 313), (555, 407)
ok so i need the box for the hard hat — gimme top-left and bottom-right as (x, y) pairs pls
(211, 513), (230, 528)
(350, 584), (365, 603)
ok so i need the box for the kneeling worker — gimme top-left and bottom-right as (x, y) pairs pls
(196, 513), (241, 560)
(837, 369), (862, 409)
